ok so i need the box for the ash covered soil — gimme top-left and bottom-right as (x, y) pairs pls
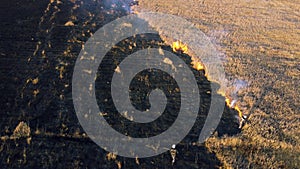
(0, 0), (299, 168)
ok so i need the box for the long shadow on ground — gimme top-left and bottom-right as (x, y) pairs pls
(0, 0), (241, 168)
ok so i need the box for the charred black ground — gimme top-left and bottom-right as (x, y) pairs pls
(1, 0), (241, 168)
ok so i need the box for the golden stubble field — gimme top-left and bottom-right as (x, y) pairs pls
(137, 0), (300, 168)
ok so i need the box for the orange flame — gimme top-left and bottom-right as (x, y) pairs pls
(225, 97), (244, 120)
(234, 105), (243, 120)
(225, 98), (231, 107)
(172, 41), (188, 53)
(171, 40), (244, 122)
(192, 61), (205, 71)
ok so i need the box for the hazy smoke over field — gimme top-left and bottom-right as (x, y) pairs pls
(103, 0), (137, 13)
(229, 79), (248, 107)
(208, 29), (248, 106)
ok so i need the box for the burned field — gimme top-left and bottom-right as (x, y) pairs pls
(1, 0), (299, 168)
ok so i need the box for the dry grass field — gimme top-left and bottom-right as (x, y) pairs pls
(137, 0), (300, 168)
